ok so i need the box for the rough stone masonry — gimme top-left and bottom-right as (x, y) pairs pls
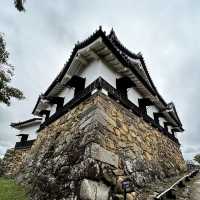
(16, 92), (186, 200)
(2, 147), (31, 177)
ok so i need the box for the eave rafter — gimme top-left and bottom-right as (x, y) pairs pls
(89, 49), (100, 60)
(76, 53), (88, 66)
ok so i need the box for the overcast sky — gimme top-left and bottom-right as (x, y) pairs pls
(0, 0), (199, 160)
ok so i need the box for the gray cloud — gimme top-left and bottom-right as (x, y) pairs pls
(0, 0), (199, 160)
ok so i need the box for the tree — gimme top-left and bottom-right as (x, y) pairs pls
(0, 33), (24, 106)
(14, 0), (26, 12)
(194, 154), (200, 165)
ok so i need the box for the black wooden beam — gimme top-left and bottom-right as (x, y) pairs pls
(153, 112), (164, 125)
(138, 98), (153, 115)
(16, 134), (29, 143)
(15, 139), (35, 150)
(172, 128), (181, 132)
(164, 122), (174, 132)
(67, 76), (86, 96)
(39, 110), (50, 121)
(46, 96), (64, 111)
(116, 77), (136, 98)
(164, 122), (174, 127)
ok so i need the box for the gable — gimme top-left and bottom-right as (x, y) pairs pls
(79, 59), (121, 88)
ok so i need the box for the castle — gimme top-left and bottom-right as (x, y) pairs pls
(4, 27), (186, 200)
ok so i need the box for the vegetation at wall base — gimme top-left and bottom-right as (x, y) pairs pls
(0, 177), (28, 200)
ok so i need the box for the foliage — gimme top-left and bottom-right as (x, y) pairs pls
(0, 177), (28, 200)
(14, 0), (26, 12)
(0, 33), (24, 106)
(194, 154), (200, 165)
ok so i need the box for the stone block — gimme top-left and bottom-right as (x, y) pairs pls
(86, 143), (119, 168)
(80, 179), (110, 200)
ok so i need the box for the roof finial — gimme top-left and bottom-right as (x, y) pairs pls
(110, 27), (114, 34)
(109, 28), (117, 40)
(137, 52), (143, 58)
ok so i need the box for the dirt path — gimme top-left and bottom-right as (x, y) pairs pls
(191, 173), (200, 200)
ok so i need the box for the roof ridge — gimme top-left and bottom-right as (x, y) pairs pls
(108, 28), (139, 59)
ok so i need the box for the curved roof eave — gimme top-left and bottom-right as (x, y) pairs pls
(10, 118), (42, 130)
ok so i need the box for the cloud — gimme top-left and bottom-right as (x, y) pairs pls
(0, 0), (199, 160)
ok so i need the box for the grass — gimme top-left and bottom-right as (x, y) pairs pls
(0, 177), (28, 200)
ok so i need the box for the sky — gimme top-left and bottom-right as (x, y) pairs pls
(0, 0), (199, 160)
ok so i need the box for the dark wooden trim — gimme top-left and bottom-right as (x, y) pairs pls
(153, 112), (164, 125)
(39, 110), (50, 121)
(172, 128), (180, 133)
(116, 77), (136, 98)
(46, 96), (64, 112)
(67, 76), (86, 96)
(138, 98), (153, 115)
(37, 77), (180, 145)
(16, 134), (28, 143)
(15, 139), (35, 150)
(164, 123), (169, 132)
(164, 122), (174, 127)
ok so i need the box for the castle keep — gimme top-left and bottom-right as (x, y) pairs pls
(7, 28), (186, 200)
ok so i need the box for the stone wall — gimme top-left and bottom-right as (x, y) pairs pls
(3, 147), (31, 177)
(17, 92), (186, 200)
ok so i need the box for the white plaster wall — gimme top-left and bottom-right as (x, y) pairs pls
(59, 87), (75, 104)
(19, 124), (40, 140)
(79, 60), (121, 88)
(41, 115), (46, 123)
(49, 104), (57, 117)
(127, 88), (142, 106)
(159, 117), (167, 128)
(147, 106), (159, 119)
(167, 126), (173, 134)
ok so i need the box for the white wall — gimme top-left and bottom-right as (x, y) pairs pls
(147, 105), (159, 119)
(19, 124), (40, 140)
(49, 104), (57, 117)
(41, 115), (46, 123)
(127, 88), (142, 106)
(79, 60), (121, 88)
(59, 87), (75, 104)
(167, 125), (173, 134)
(159, 117), (167, 128)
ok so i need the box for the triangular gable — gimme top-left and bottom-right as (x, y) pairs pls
(43, 27), (156, 97)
